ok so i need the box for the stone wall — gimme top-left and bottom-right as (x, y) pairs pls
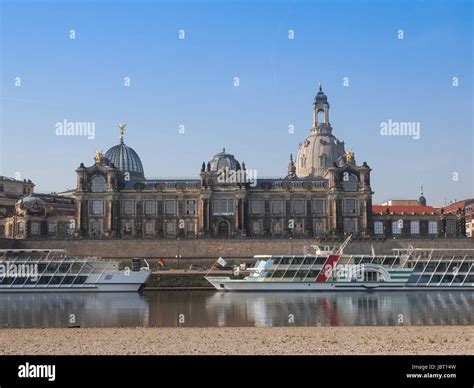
(2, 237), (473, 259)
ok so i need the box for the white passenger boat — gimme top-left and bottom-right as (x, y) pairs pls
(206, 236), (474, 292)
(0, 249), (150, 292)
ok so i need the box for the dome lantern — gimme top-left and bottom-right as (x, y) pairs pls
(312, 83), (330, 130)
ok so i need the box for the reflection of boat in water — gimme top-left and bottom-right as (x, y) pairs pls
(0, 292), (149, 328)
(206, 236), (474, 292)
(205, 291), (474, 326)
(0, 249), (150, 292)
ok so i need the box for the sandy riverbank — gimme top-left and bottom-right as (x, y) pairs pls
(0, 326), (472, 355)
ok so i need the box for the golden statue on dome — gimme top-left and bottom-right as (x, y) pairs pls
(118, 123), (127, 143)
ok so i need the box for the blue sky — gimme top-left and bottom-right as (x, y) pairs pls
(1, 0), (472, 204)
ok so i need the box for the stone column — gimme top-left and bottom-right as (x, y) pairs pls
(240, 199), (245, 236)
(107, 200), (112, 233)
(235, 199), (239, 231)
(76, 201), (82, 233)
(207, 199), (212, 231)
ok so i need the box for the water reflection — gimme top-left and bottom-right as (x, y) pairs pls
(0, 293), (149, 328)
(0, 291), (472, 328)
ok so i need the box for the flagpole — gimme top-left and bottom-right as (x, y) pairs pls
(205, 259), (217, 277)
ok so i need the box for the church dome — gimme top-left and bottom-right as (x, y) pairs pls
(209, 148), (241, 172)
(296, 86), (346, 177)
(296, 134), (345, 177)
(104, 125), (144, 179)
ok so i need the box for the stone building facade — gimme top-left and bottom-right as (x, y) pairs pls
(1, 86), (467, 240)
(0, 193), (75, 239)
(73, 87), (375, 239)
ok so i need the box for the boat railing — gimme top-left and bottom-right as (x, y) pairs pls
(450, 255), (468, 287)
(45, 255), (69, 287)
(70, 258), (90, 288)
(438, 255), (460, 286)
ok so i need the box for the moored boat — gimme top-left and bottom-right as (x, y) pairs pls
(206, 236), (474, 292)
(0, 249), (150, 292)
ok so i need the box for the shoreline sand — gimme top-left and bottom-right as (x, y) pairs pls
(0, 326), (473, 355)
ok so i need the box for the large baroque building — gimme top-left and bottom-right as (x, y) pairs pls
(74, 87), (374, 239)
(0, 177), (75, 239)
(0, 86), (467, 239)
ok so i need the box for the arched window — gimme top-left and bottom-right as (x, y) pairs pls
(91, 175), (106, 192)
(317, 110), (325, 124)
(342, 173), (359, 192)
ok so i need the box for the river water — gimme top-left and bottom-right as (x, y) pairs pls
(0, 291), (472, 328)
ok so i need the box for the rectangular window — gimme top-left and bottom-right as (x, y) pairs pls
(428, 221), (438, 235)
(123, 200), (134, 215)
(48, 222), (57, 235)
(251, 200), (264, 214)
(392, 221), (402, 235)
(292, 199), (305, 214)
(213, 199), (234, 215)
(291, 181), (303, 189)
(344, 199), (357, 214)
(0, 185), (3, 192)
(270, 200), (284, 214)
(272, 221), (283, 235)
(314, 220), (325, 235)
(30, 222), (40, 235)
(344, 219), (357, 233)
(374, 221), (384, 235)
(186, 222), (196, 234)
(186, 182), (198, 189)
(410, 220), (420, 234)
(312, 199), (325, 215)
(145, 221), (154, 234)
(294, 221), (304, 235)
(446, 220), (456, 235)
(165, 200), (177, 215)
(186, 200), (196, 215)
(92, 200), (103, 215)
(165, 221), (175, 235)
(144, 200), (155, 215)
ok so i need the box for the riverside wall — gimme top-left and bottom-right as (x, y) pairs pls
(1, 237), (473, 260)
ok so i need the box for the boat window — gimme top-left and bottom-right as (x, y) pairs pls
(303, 257), (314, 265)
(315, 257), (326, 265)
(414, 262), (426, 272)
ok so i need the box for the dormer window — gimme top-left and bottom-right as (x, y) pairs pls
(319, 155), (327, 167)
